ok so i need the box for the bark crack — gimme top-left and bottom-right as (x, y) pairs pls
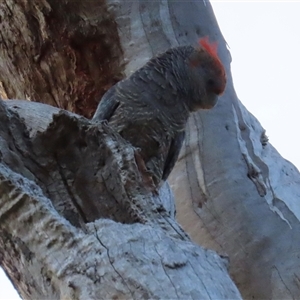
(273, 265), (294, 299)
(232, 104), (268, 197)
(154, 245), (180, 299)
(242, 153), (267, 197)
(187, 260), (212, 300)
(55, 153), (88, 225)
(93, 223), (134, 298)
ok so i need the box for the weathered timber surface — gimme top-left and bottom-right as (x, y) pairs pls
(0, 99), (242, 299)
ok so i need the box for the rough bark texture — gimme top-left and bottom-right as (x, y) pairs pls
(0, 0), (124, 117)
(0, 99), (241, 299)
(0, 0), (299, 299)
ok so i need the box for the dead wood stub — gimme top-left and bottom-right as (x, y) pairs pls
(0, 100), (149, 226)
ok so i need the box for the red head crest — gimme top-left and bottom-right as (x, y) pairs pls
(198, 36), (226, 95)
(199, 37), (220, 61)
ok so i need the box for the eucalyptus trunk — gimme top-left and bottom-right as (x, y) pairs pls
(0, 0), (298, 299)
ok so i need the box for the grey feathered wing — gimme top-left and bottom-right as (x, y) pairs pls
(92, 85), (119, 122)
(162, 131), (185, 181)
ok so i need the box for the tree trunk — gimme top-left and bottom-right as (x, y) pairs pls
(0, 0), (299, 299)
(0, 101), (239, 298)
(0, 0), (241, 299)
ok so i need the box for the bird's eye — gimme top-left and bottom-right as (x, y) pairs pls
(207, 79), (215, 87)
(207, 78), (224, 95)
